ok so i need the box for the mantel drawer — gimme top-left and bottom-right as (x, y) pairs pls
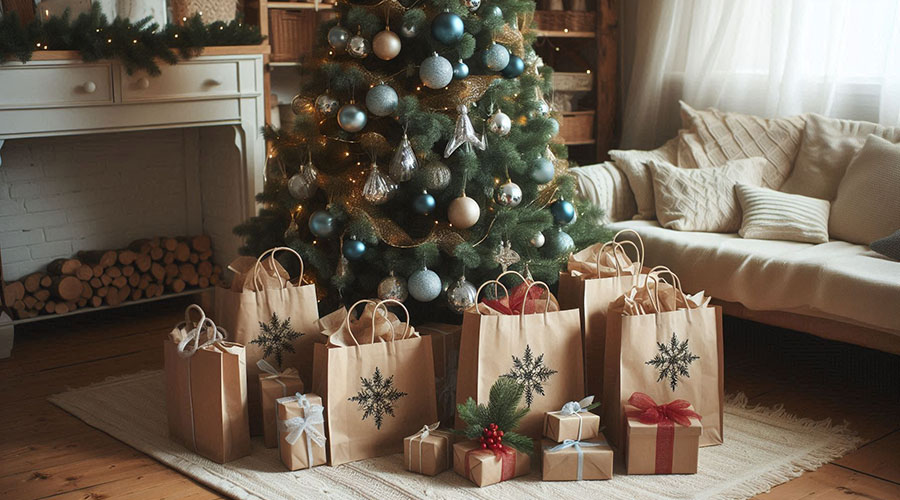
(0, 64), (114, 107)
(121, 60), (241, 101)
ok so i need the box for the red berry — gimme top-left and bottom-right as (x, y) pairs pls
(481, 443), (487, 449)
(499, 430), (504, 436)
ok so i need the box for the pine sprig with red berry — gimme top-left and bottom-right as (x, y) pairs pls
(456, 377), (533, 454)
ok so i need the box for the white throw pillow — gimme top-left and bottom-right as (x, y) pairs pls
(649, 157), (769, 232)
(609, 137), (678, 220)
(780, 114), (900, 200)
(829, 135), (900, 245)
(569, 162), (637, 222)
(735, 184), (830, 244)
(677, 101), (807, 189)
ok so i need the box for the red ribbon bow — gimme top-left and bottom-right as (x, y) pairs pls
(481, 281), (545, 315)
(625, 392), (701, 427)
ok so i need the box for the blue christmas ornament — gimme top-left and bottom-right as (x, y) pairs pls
(308, 210), (335, 238)
(452, 59), (469, 79)
(547, 117), (560, 137)
(431, 11), (464, 45)
(550, 199), (576, 225)
(413, 192), (436, 214)
(337, 103), (367, 133)
(531, 157), (555, 184)
(543, 229), (574, 256)
(486, 5), (503, 19)
(365, 84), (398, 117)
(342, 239), (366, 260)
(501, 55), (524, 79)
(482, 43), (510, 71)
(408, 267), (442, 302)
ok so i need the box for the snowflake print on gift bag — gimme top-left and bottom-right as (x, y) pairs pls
(502, 344), (558, 408)
(646, 332), (699, 391)
(251, 312), (302, 368)
(348, 367), (408, 429)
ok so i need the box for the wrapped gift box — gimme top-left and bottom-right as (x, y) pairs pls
(541, 437), (613, 481)
(452, 440), (530, 487)
(543, 410), (601, 443)
(418, 323), (461, 427)
(403, 423), (455, 476)
(259, 364), (304, 448)
(276, 393), (327, 471)
(626, 412), (701, 474)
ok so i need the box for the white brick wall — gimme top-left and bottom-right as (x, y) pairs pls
(0, 130), (194, 280)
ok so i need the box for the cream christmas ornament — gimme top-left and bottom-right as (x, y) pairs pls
(448, 195), (480, 228)
(372, 28), (401, 60)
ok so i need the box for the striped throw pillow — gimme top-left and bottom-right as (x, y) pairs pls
(735, 184), (830, 244)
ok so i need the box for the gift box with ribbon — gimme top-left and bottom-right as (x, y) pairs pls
(404, 422), (456, 476)
(259, 359), (304, 448)
(541, 437), (613, 481)
(276, 393), (327, 471)
(543, 396), (601, 443)
(452, 440), (531, 487)
(625, 392), (702, 475)
(418, 323), (461, 427)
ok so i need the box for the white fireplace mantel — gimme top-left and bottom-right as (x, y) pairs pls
(0, 46), (269, 357)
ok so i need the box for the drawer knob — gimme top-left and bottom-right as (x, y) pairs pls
(137, 77), (150, 89)
(204, 79), (222, 86)
(83, 81), (97, 93)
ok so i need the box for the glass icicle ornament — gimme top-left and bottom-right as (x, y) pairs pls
(362, 162), (397, 205)
(287, 153), (319, 200)
(389, 133), (418, 182)
(444, 104), (486, 157)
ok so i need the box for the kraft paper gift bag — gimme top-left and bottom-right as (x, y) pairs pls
(214, 247), (319, 435)
(558, 229), (647, 401)
(418, 323), (462, 427)
(602, 267), (724, 449)
(276, 393), (327, 471)
(258, 359), (304, 448)
(164, 305), (251, 464)
(312, 299), (438, 466)
(455, 271), (584, 439)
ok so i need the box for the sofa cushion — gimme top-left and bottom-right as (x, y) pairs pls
(609, 137), (678, 219)
(677, 101), (807, 189)
(607, 220), (900, 336)
(829, 135), (900, 245)
(735, 184), (830, 244)
(569, 161), (637, 222)
(649, 158), (769, 232)
(871, 230), (900, 261)
(780, 114), (900, 200)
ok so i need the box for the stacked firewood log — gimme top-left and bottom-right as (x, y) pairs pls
(2, 235), (222, 319)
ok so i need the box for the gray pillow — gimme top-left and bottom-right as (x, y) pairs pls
(871, 230), (900, 261)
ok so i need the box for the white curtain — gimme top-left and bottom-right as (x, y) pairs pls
(620, 0), (900, 150)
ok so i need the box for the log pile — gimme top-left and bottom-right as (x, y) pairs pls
(2, 235), (222, 320)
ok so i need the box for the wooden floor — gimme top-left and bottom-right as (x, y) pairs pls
(1, 298), (898, 499)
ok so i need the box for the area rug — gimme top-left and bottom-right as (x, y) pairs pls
(49, 371), (860, 500)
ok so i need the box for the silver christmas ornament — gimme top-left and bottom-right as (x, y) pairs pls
(365, 83), (398, 117)
(420, 52), (454, 89)
(372, 28), (401, 60)
(337, 103), (367, 132)
(327, 25), (350, 50)
(493, 240), (521, 272)
(448, 195), (480, 228)
(495, 180), (522, 207)
(400, 22), (418, 38)
(488, 110), (512, 135)
(531, 157), (555, 184)
(377, 272), (408, 302)
(482, 43), (510, 71)
(408, 267), (442, 302)
(389, 133), (418, 182)
(447, 276), (477, 313)
(463, 0), (481, 12)
(422, 161), (451, 191)
(315, 93), (339, 116)
(362, 162), (397, 204)
(530, 231), (546, 248)
(347, 33), (370, 58)
(444, 104), (486, 157)
(287, 158), (319, 200)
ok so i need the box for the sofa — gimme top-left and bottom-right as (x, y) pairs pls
(570, 103), (900, 355)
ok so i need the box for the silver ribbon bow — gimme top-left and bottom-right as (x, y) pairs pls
(278, 393), (326, 467)
(548, 439), (602, 480)
(257, 359), (299, 397)
(559, 396), (594, 441)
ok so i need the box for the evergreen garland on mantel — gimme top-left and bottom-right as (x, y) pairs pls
(0, 3), (263, 75)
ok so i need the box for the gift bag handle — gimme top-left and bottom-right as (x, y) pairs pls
(645, 266), (693, 322)
(521, 280), (553, 315)
(343, 299), (380, 346)
(614, 228), (645, 269)
(251, 247), (306, 292)
(596, 239), (642, 287)
(474, 280), (511, 315)
(372, 299), (412, 340)
(177, 306), (227, 356)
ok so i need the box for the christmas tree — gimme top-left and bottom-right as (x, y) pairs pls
(235, 0), (607, 319)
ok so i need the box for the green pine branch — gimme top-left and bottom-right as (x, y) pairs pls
(456, 377), (534, 454)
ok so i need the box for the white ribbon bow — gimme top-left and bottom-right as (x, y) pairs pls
(548, 439), (602, 480)
(278, 393), (326, 467)
(257, 359), (299, 397)
(558, 396), (594, 441)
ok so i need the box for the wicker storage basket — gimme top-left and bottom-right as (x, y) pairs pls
(552, 72), (594, 92)
(533, 10), (595, 32)
(558, 111), (595, 144)
(171, 0), (238, 23)
(269, 9), (317, 62)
